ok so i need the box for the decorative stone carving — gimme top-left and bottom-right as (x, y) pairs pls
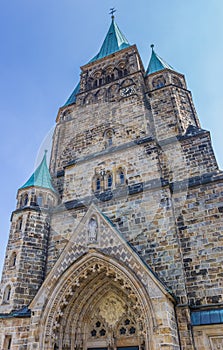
(99, 294), (125, 326)
(40, 254), (154, 348)
(210, 337), (223, 350)
(88, 217), (98, 242)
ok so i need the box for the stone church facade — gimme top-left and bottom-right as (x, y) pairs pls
(0, 16), (223, 350)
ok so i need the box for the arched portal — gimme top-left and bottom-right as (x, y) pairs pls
(40, 253), (156, 350)
(66, 281), (144, 350)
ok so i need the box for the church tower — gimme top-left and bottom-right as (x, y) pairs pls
(0, 15), (223, 350)
(0, 152), (57, 313)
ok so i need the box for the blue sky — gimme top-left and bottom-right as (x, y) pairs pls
(0, 0), (223, 274)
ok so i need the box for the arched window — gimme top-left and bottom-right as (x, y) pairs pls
(117, 168), (125, 185)
(3, 335), (12, 350)
(10, 252), (17, 267)
(96, 178), (101, 191)
(37, 194), (43, 207)
(19, 195), (23, 208)
(30, 194), (36, 206)
(23, 193), (28, 206)
(17, 217), (22, 231)
(118, 70), (123, 78)
(87, 77), (94, 90)
(3, 285), (11, 303)
(106, 75), (111, 83)
(108, 137), (112, 146)
(152, 76), (166, 89)
(107, 173), (113, 188)
(120, 172), (125, 184)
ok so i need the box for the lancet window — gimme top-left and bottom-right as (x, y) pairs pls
(117, 168), (125, 185)
(3, 285), (11, 303)
(10, 252), (17, 267)
(16, 217), (23, 231)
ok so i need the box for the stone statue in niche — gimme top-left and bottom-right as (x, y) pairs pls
(88, 217), (98, 242)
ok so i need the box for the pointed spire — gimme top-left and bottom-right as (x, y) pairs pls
(146, 44), (174, 75)
(63, 16), (131, 106)
(20, 151), (56, 192)
(89, 16), (130, 63)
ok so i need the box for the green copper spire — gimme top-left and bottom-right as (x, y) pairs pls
(20, 151), (55, 192)
(63, 15), (130, 107)
(146, 44), (174, 75)
(89, 15), (130, 63)
(64, 82), (80, 107)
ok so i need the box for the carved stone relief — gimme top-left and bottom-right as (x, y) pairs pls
(99, 293), (125, 326)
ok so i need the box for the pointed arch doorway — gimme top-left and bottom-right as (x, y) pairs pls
(63, 276), (147, 350)
(78, 287), (144, 350)
(42, 255), (155, 350)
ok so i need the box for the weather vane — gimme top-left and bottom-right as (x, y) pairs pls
(109, 7), (116, 18)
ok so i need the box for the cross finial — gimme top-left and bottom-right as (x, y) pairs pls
(151, 44), (155, 50)
(109, 7), (116, 19)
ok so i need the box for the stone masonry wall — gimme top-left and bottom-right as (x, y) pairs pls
(0, 317), (30, 350)
(148, 82), (199, 141)
(0, 208), (50, 312)
(47, 186), (187, 303)
(62, 140), (160, 201)
(50, 95), (152, 177)
(159, 131), (219, 184)
(47, 122), (222, 307)
(173, 178), (223, 306)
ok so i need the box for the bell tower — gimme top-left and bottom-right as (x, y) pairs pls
(49, 15), (151, 197)
(145, 45), (200, 141)
(0, 152), (57, 313)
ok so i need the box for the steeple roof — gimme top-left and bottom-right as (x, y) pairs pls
(63, 16), (131, 107)
(146, 45), (174, 75)
(89, 16), (130, 63)
(20, 151), (55, 192)
(64, 82), (80, 107)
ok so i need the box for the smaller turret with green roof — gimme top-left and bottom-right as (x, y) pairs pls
(145, 44), (200, 139)
(146, 44), (174, 75)
(20, 150), (55, 192)
(17, 151), (57, 210)
(0, 152), (58, 313)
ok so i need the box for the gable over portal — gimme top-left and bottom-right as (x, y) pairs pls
(28, 204), (179, 350)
